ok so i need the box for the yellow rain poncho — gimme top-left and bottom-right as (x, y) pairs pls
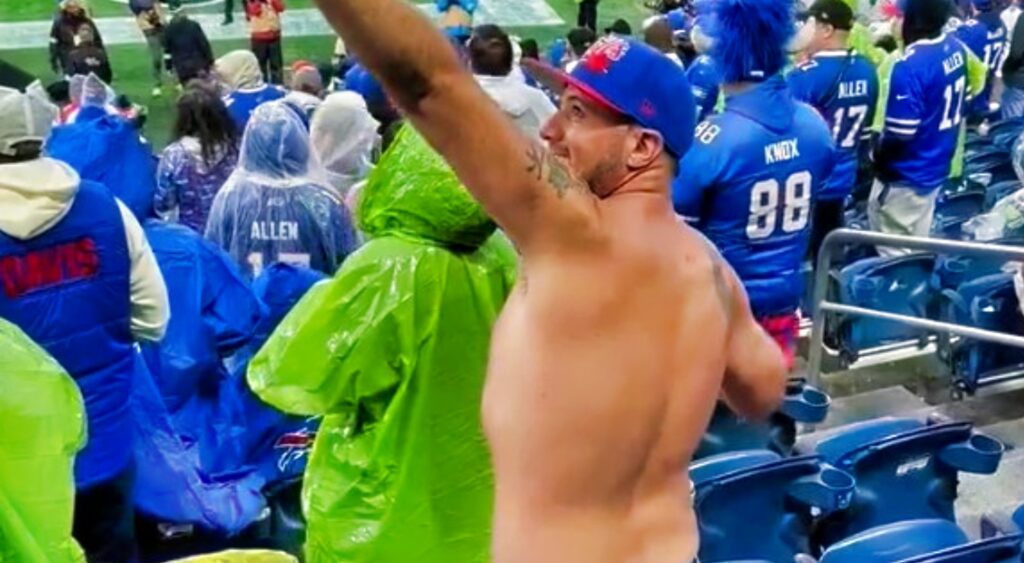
(248, 125), (518, 562)
(0, 319), (86, 563)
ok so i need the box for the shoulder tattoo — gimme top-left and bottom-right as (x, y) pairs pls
(525, 143), (587, 199)
(702, 243), (733, 316)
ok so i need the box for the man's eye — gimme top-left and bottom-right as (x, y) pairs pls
(570, 105), (585, 119)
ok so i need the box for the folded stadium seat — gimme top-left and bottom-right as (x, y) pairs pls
(933, 190), (987, 240)
(691, 451), (855, 562)
(933, 238), (1024, 291)
(819, 519), (1023, 563)
(965, 147), (1018, 186)
(945, 273), (1024, 394)
(834, 254), (937, 362)
(985, 180), (1023, 210)
(989, 117), (1024, 153)
(812, 417), (1005, 549)
(695, 380), (830, 460)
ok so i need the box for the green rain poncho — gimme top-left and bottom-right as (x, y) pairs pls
(248, 125), (518, 562)
(0, 319), (86, 563)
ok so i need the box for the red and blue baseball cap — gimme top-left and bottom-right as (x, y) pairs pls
(525, 35), (697, 159)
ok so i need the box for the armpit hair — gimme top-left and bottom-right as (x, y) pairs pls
(382, 59), (435, 113)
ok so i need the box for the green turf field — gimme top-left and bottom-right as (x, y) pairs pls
(0, 0), (649, 148)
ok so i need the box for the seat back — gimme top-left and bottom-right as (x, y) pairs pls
(985, 180), (1022, 210)
(819, 519), (969, 563)
(694, 454), (854, 562)
(836, 254), (937, 356)
(815, 421), (1004, 548)
(933, 240), (1024, 291)
(898, 535), (1024, 563)
(947, 273), (1024, 393)
(934, 190), (987, 240)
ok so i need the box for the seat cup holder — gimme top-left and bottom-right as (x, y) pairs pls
(940, 433), (1005, 475)
(781, 386), (831, 424)
(788, 465), (856, 515)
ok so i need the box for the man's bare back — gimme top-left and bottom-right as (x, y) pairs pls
(309, 2), (787, 560)
(484, 200), (739, 563)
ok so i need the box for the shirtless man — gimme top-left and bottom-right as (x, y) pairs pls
(311, 1), (788, 561)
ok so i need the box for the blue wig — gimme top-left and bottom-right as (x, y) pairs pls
(704, 0), (796, 83)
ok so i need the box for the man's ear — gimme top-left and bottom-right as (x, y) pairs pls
(626, 129), (665, 170)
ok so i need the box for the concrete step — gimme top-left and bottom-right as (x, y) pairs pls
(957, 446), (1024, 538)
(815, 386), (931, 431)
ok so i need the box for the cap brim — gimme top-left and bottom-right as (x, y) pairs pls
(520, 58), (625, 117)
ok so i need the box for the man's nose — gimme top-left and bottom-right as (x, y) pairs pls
(539, 114), (561, 144)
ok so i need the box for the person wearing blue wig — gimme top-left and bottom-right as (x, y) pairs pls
(673, 0), (837, 369)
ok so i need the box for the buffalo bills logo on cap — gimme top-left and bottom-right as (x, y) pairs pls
(580, 36), (631, 74)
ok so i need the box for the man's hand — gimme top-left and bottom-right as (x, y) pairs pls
(312, 0), (600, 252)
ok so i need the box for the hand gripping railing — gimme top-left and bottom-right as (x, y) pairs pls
(806, 229), (1024, 388)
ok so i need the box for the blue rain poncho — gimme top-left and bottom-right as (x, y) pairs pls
(205, 101), (358, 279)
(134, 220), (268, 535)
(46, 75), (157, 220)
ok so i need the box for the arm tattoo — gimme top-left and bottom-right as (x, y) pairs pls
(711, 259), (734, 316)
(525, 143), (586, 198)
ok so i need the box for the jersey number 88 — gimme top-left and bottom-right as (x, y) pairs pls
(746, 171), (812, 240)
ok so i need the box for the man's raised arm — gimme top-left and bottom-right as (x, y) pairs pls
(313, 0), (598, 249)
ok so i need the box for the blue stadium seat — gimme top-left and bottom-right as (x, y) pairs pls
(985, 180), (1022, 210)
(988, 117), (1024, 152)
(696, 381), (830, 460)
(834, 254), (937, 359)
(820, 519), (1023, 563)
(965, 147), (1018, 185)
(813, 418), (1005, 548)
(933, 239), (1024, 291)
(946, 273), (1024, 394)
(691, 452), (854, 562)
(934, 190), (987, 240)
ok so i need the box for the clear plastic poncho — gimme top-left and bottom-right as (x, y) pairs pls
(205, 101), (358, 278)
(0, 319), (86, 563)
(310, 92), (380, 198)
(247, 125), (519, 563)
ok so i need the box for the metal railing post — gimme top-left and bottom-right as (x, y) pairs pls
(806, 229), (1024, 389)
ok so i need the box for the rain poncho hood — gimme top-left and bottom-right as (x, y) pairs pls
(355, 126), (496, 248)
(205, 101), (357, 278)
(0, 319), (86, 563)
(0, 158), (80, 240)
(310, 92), (379, 197)
(248, 125), (518, 562)
(46, 100), (158, 220)
(216, 50), (264, 91)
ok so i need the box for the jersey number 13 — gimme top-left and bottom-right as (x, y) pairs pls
(746, 171), (813, 240)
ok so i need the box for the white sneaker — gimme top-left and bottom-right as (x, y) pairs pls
(151, 86), (162, 97)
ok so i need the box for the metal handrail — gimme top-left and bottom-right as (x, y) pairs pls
(806, 229), (1024, 388)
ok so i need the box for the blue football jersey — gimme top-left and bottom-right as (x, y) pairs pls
(787, 50), (879, 202)
(687, 55), (722, 121)
(673, 75), (836, 317)
(879, 34), (969, 192)
(224, 84), (287, 134)
(954, 14), (1007, 117)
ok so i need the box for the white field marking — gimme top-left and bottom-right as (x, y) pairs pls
(0, 0), (563, 51)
